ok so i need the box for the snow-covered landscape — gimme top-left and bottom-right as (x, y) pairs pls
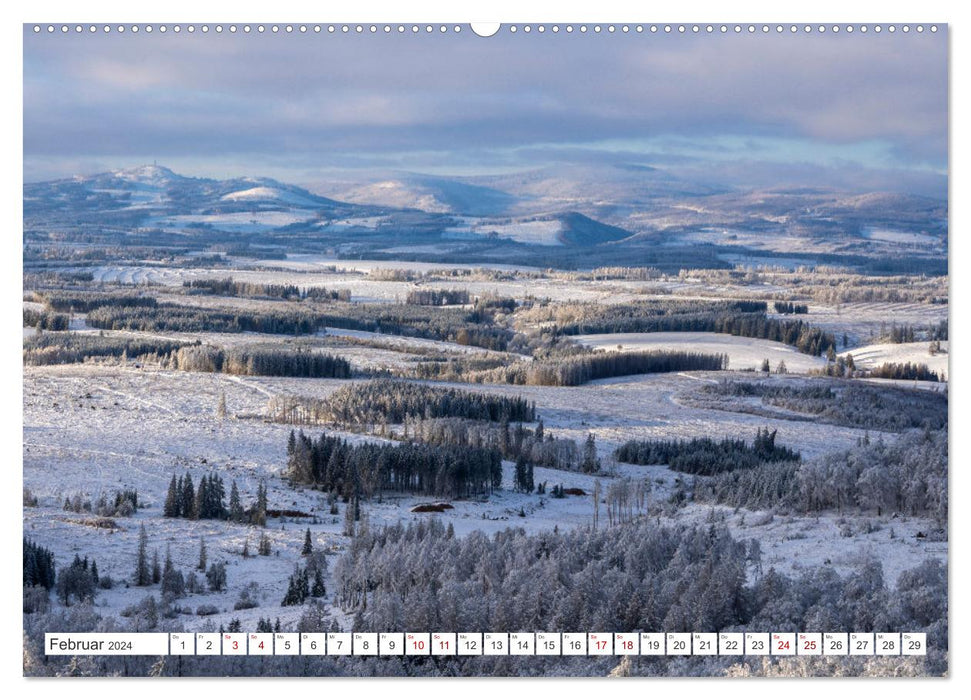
(22, 163), (951, 677)
(21, 23), (949, 680)
(22, 247), (950, 678)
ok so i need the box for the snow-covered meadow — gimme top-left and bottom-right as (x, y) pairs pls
(574, 332), (828, 373)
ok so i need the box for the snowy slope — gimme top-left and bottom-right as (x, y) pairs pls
(844, 341), (949, 378)
(574, 332), (828, 374)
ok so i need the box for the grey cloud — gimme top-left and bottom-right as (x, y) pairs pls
(23, 26), (947, 192)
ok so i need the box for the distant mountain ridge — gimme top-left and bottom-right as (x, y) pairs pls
(22, 163), (947, 269)
(25, 164), (344, 214)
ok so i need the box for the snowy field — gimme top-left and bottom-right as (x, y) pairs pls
(573, 332), (828, 373)
(810, 302), (948, 348)
(844, 341), (949, 378)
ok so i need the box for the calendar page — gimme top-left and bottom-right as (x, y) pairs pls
(20, 14), (949, 681)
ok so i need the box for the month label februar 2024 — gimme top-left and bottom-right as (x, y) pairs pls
(43, 632), (928, 657)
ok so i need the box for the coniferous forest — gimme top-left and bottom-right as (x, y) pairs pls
(614, 428), (800, 475)
(295, 379), (536, 425)
(286, 430), (503, 499)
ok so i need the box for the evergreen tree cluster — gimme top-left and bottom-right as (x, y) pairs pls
(56, 554), (99, 606)
(281, 559), (327, 606)
(405, 288), (470, 306)
(886, 323), (916, 343)
(404, 416), (595, 474)
(773, 301), (809, 314)
(160, 546), (186, 599)
(255, 617), (283, 633)
(23, 332), (189, 366)
(183, 277), (352, 302)
(869, 362), (940, 382)
(698, 379), (948, 432)
(931, 319), (949, 341)
(520, 350), (727, 386)
(22, 308), (70, 330)
(62, 488), (138, 517)
(171, 345), (351, 379)
(39, 291), (158, 313)
(286, 430), (502, 500)
(304, 287), (353, 302)
(615, 428), (800, 476)
(164, 473), (227, 520)
(87, 304), (321, 335)
(163, 475), (267, 525)
(513, 455), (534, 493)
(471, 295), (517, 313)
(696, 427), (947, 519)
(23, 538), (56, 590)
(315, 380), (536, 426)
(94, 488), (139, 517)
(84, 300), (513, 351)
(877, 321), (948, 344)
(406, 354), (513, 382)
(530, 298), (764, 335)
(206, 562), (227, 592)
(816, 353), (857, 378)
(185, 277), (302, 299)
(547, 303), (834, 357)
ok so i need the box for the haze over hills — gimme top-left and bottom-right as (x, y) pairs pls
(313, 172), (519, 217)
(23, 163), (947, 273)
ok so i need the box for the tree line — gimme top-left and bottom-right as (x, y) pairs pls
(163, 473), (268, 526)
(869, 362), (940, 382)
(171, 345), (351, 379)
(184, 277), (351, 302)
(22, 331), (353, 379)
(23, 308), (70, 330)
(286, 430), (503, 500)
(395, 416), (600, 475)
(521, 298), (765, 333)
(545, 306), (834, 357)
(403, 354), (510, 382)
(86, 304), (322, 335)
(84, 301), (514, 351)
(301, 380), (536, 426)
(482, 350), (727, 387)
(23, 332), (189, 366)
(405, 288), (470, 306)
(773, 301), (809, 314)
(38, 291), (158, 313)
(614, 428), (800, 475)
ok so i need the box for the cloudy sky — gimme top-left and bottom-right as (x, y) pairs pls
(23, 26), (948, 195)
